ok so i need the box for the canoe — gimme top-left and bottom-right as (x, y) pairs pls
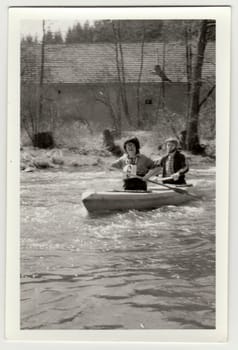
(82, 186), (194, 213)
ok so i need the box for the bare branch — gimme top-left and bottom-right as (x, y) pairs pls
(198, 85), (215, 110)
(95, 96), (110, 107)
(111, 21), (131, 126)
(136, 24), (145, 126)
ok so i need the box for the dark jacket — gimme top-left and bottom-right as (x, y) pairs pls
(160, 150), (189, 184)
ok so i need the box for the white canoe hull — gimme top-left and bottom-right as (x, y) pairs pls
(82, 188), (193, 213)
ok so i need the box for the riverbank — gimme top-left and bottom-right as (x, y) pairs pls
(20, 131), (215, 173)
(20, 146), (215, 174)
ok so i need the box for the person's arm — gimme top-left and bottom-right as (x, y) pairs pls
(142, 167), (160, 181)
(110, 156), (124, 170)
(142, 157), (162, 181)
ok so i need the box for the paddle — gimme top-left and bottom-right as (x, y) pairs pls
(144, 177), (200, 199)
(100, 164), (199, 198)
(146, 178), (189, 194)
(132, 175), (193, 195)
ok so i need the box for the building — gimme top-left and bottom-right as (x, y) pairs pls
(21, 42), (215, 132)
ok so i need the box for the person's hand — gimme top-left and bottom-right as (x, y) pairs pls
(172, 172), (180, 181)
(127, 173), (138, 179)
(142, 174), (149, 181)
(154, 159), (161, 166)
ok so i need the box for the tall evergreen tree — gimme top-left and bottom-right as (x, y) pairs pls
(53, 31), (63, 44)
(65, 23), (85, 43)
(44, 30), (54, 43)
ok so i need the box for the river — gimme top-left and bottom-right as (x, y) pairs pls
(20, 166), (215, 330)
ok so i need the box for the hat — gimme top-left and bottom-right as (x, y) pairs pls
(165, 137), (179, 145)
(123, 137), (140, 154)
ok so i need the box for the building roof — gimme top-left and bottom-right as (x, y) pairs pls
(21, 42), (215, 84)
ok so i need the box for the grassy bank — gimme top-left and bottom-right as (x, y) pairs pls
(20, 131), (215, 173)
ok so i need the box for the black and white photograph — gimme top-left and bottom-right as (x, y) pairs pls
(6, 6), (230, 342)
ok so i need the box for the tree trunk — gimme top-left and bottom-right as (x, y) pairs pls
(102, 129), (123, 157)
(186, 20), (208, 152)
(96, 87), (121, 136)
(136, 25), (145, 128)
(112, 21), (132, 126)
(161, 42), (166, 111)
(185, 24), (192, 137)
(117, 22), (131, 124)
(38, 20), (46, 130)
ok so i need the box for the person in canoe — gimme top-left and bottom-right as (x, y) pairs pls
(143, 137), (189, 185)
(111, 137), (156, 191)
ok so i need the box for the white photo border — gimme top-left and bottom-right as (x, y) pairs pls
(5, 3), (231, 345)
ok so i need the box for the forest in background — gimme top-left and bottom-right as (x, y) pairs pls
(21, 19), (215, 44)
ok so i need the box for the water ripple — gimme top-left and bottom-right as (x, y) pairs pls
(20, 167), (216, 329)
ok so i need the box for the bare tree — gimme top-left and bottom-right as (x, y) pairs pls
(112, 21), (132, 126)
(95, 87), (122, 136)
(38, 20), (46, 131)
(185, 23), (193, 125)
(21, 21), (57, 148)
(136, 24), (145, 127)
(186, 20), (215, 152)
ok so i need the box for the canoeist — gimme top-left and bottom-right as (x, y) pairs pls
(143, 137), (189, 184)
(111, 137), (156, 191)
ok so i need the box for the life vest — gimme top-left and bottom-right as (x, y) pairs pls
(123, 156), (138, 177)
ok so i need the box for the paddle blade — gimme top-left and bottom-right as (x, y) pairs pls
(173, 187), (188, 194)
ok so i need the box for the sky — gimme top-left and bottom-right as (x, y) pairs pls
(20, 20), (93, 39)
